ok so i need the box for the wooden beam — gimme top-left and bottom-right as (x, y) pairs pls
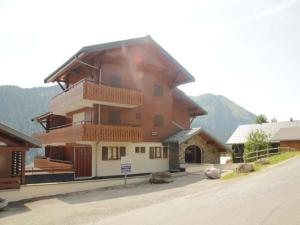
(74, 57), (99, 70)
(0, 147), (28, 151)
(57, 81), (66, 91)
(171, 70), (181, 88)
(0, 136), (20, 147)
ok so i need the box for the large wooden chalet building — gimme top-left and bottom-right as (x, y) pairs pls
(33, 36), (227, 179)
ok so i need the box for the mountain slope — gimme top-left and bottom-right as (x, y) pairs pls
(0, 85), (60, 164)
(191, 94), (256, 142)
(0, 85), (59, 135)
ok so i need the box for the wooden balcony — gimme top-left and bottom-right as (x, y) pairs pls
(51, 80), (143, 115)
(33, 124), (143, 144)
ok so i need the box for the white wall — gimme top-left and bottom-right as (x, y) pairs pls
(95, 142), (169, 177)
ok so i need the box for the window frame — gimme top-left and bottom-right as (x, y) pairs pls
(154, 115), (164, 127)
(102, 146), (126, 160)
(135, 146), (146, 154)
(149, 146), (164, 159)
(110, 75), (122, 87)
(109, 111), (121, 125)
(154, 84), (163, 96)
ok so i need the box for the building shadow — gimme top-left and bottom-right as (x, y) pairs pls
(0, 172), (214, 219)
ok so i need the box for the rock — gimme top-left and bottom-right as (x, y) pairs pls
(0, 198), (8, 211)
(256, 158), (270, 165)
(149, 172), (174, 184)
(204, 168), (221, 179)
(237, 163), (255, 173)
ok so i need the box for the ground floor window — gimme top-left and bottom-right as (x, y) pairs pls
(149, 146), (168, 159)
(102, 146), (126, 160)
(135, 146), (146, 153)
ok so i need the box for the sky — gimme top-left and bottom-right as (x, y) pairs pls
(0, 0), (300, 121)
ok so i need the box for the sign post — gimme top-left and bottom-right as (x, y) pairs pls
(121, 156), (131, 185)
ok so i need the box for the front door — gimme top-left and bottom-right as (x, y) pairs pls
(185, 145), (202, 163)
(74, 146), (92, 178)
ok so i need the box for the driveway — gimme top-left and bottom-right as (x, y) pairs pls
(1, 156), (300, 225)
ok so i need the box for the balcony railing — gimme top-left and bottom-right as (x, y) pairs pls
(50, 80), (142, 114)
(33, 124), (143, 144)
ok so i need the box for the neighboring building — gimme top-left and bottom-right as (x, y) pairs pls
(0, 123), (41, 189)
(33, 36), (226, 179)
(227, 120), (300, 162)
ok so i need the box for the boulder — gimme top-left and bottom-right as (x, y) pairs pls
(237, 163), (255, 173)
(204, 168), (221, 179)
(256, 158), (270, 165)
(149, 171), (173, 184)
(0, 198), (8, 211)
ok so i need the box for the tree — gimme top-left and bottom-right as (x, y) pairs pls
(244, 129), (270, 162)
(271, 117), (278, 123)
(256, 114), (268, 124)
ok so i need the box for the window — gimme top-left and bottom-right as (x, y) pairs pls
(154, 115), (164, 127)
(149, 147), (163, 159)
(136, 113), (142, 120)
(135, 146), (146, 153)
(163, 146), (168, 158)
(154, 84), (163, 96)
(110, 75), (121, 87)
(102, 146), (126, 160)
(109, 111), (121, 124)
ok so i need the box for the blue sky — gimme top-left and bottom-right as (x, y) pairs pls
(0, 0), (299, 121)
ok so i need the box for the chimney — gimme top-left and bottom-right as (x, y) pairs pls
(290, 118), (294, 122)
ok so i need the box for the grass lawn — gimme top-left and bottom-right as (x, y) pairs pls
(222, 151), (300, 180)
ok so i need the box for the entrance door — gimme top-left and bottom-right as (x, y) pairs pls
(185, 145), (202, 163)
(74, 146), (92, 178)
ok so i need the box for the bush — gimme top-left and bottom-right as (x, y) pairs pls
(244, 129), (270, 162)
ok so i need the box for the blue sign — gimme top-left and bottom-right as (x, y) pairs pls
(121, 164), (131, 173)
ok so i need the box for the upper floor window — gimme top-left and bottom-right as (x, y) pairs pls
(109, 111), (121, 125)
(110, 75), (121, 87)
(102, 146), (126, 160)
(154, 84), (163, 96)
(154, 115), (164, 127)
(136, 112), (142, 120)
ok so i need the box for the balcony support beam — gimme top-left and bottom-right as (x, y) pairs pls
(74, 57), (99, 70)
(57, 81), (66, 91)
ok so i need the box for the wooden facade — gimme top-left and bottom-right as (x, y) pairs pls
(33, 36), (207, 178)
(0, 123), (41, 189)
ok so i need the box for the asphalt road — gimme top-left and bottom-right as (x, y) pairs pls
(1, 157), (300, 225)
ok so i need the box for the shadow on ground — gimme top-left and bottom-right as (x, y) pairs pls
(0, 171), (209, 219)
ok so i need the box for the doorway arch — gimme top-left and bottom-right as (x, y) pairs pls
(185, 145), (202, 163)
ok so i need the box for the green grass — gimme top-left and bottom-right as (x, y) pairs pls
(222, 151), (300, 180)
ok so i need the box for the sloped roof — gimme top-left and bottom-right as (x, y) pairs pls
(0, 122), (41, 148)
(227, 120), (300, 144)
(173, 88), (207, 116)
(272, 127), (300, 141)
(164, 128), (230, 151)
(44, 35), (195, 85)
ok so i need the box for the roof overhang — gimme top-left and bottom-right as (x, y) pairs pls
(0, 122), (41, 148)
(174, 88), (207, 117)
(164, 128), (230, 152)
(44, 35), (195, 86)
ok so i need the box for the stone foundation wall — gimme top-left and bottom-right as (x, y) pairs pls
(179, 135), (220, 164)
